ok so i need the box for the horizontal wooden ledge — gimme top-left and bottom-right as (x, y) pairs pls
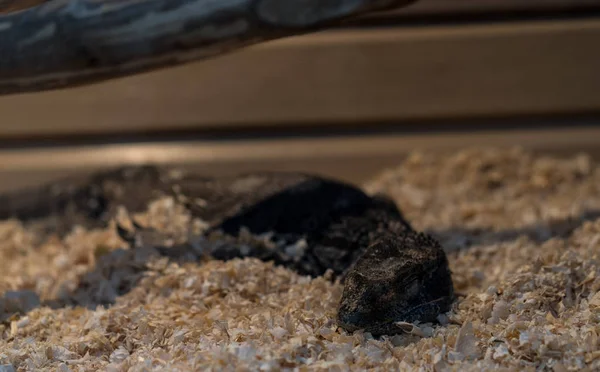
(1, 125), (599, 170)
(1, 125), (600, 193)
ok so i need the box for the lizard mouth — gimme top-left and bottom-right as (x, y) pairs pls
(337, 295), (455, 336)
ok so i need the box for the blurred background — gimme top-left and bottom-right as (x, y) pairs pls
(1, 0), (600, 191)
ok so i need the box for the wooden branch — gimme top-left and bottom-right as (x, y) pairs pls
(0, 0), (413, 95)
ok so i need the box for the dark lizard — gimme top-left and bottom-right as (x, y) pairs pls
(0, 166), (454, 336)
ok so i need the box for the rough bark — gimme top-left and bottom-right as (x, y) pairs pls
(0, 0), (414, 95)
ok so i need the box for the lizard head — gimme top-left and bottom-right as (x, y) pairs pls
(337, 232), (454, 336)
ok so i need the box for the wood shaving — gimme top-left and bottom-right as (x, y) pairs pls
(1, 147), (600, 371)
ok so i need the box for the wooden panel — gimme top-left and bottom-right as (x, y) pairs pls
(0, 18), (599, 138)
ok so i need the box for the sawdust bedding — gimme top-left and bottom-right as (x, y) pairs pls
(1, 147), (600, 371)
